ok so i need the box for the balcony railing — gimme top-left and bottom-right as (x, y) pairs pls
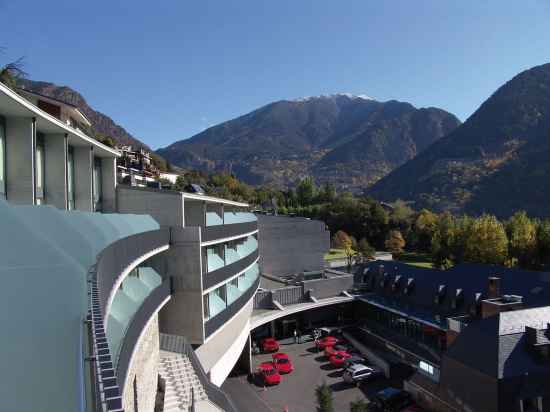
(204, 249), (260, 290)
(205, 275), (260, 338)
(96, 228), (171, 320)
(201, 220), (257, 243)
(116, 277), (172, 394)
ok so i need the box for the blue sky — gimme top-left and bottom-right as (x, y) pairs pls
(1, 0), (549, 149)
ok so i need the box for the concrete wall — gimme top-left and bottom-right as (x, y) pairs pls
(44, 133), (66, 209)
(117, 186), (184, 227)
(196, 300), (253, 385)
(158, 227), (204, 343)
(5, 117), (34, 204)
(122, 314), (160, 412)
(302, 274), (354, 299)
(73, 146), (92, 211)
(258, 215), (330, 277)
(184, 199), (205, 227)
(101, 157), (116, 212)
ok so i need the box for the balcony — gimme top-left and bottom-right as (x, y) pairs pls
(201, 219), (257, 243)
(205, 274), (260, 338)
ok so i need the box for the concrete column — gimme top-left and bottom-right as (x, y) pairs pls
(73, 146), (93, 211)
(5, 117), (34, 204)
(43, 133), (67, 209)
(158, 227), (205, 343)
(101, 157), (116, 212)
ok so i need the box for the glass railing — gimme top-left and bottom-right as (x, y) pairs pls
(106, 267), (162, 366)
(223, 211), (257, 224)
(207, 251), (225, 272)
(205, 262), (259, 321)
(209, 235), (257, 269)
(208, 291), (227, 319)
(206, 211), (223, 227)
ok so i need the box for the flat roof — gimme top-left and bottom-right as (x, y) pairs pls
(0, 82), (119, 158)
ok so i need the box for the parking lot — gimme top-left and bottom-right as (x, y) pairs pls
(222, 337), (402, 412)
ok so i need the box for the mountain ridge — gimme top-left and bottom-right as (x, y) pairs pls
(368, 62), (550, 217)
(158, 94), (461, 190)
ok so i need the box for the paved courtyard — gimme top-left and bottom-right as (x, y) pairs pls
(222, 339), (396, 412)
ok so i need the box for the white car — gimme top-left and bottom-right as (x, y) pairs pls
(342, 364), (380, 384)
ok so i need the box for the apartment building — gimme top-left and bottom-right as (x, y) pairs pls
(0, 82), (117, 211)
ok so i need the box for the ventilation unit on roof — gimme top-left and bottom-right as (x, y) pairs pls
(404, 278), (415, 295)
(434, 285), (447, 305)
(452, 289), (464, 309)
(380, 273), (389, 289)
(391, 275), (402, 292)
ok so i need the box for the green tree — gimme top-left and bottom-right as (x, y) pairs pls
(415, 209), (439, 252)
(357, 238), (375, 261)
(350, 399), (369, 412)
(385, 230), (406, 256)
(173, 175), (187, 192)
(536, 219), (550, 268)
(507, 211), (537, 267)
(464, 214), (508, 265)
(296, 176), (316, 206)
(315, 383), (334, 412)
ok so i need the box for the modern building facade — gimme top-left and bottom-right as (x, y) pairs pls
(0, 82), (118, 211)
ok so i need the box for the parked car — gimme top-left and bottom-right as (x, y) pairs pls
(370, 387), (414, 411)
(261, 337), (280, 352)
(329, 351), (352, 368)
(316, 336), (339, 350)
(257, 362), (281, 386)
(324, 345), (336, 358)
(343, 355), (367, 369)
(272, 353), (293, 374)
(342, 364), (381, 385)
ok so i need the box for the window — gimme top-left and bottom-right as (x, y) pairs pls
(93, 157), (102, 211)
(35, 134), (45, 204)
(67, 146), (75, 210)
(0, 115), (5, 198)
(419, 361), (434, 375)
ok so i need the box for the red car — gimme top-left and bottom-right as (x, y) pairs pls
(272, 353), (293, 374)
(258, 362), (281, 385)
(324, 345), (336, 358)
(261, 337), (280, 352)
(329, 351), (352, 368)
(316, 336), (339, 350)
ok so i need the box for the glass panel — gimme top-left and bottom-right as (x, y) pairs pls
(93, 157), (102, 211)
(208, 285), (227, 318)
(0, 116), (5, 196)
(206, 204), (223, 226)
(206, 244), (225, 273)
(67, 147), (75, 210)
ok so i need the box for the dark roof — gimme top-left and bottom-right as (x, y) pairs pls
(445, 306), (550, 379)
(359, 261), (550, 322)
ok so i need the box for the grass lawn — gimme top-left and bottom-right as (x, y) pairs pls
(324, 248), (355, 261)
(397, 251), (434, 269)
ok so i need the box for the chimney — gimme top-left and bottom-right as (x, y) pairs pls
(488, 277), (501, 299)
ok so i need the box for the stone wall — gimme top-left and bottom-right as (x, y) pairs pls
(122, 314), (160, 412)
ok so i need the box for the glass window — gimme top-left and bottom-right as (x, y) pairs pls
(35, 134), (45, 204)
(93, 157), (102, 211)
(0, 115), (5, 197)
(67, 146), (75, 210)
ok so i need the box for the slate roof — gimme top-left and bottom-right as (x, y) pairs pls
(444, 306), (550, 379)
(359, 261), (550, 322)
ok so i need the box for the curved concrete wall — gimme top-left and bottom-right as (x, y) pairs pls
(196, 299), (254, 385)
(96, 228), (170, 324)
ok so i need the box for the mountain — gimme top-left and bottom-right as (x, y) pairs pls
(157, 94), (460, 191)
(18, 79), (152, 150)
(368, 63), (550, 217)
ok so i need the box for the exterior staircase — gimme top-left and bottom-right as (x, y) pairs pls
(159, 334), (210, 412)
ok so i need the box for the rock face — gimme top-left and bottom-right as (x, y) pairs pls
(18, 78), (152, 150)
(157, 94), (460, 191)
(369, 63), (550, 217)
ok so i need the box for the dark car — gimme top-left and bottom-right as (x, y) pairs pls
(370, 388), (414, 412)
